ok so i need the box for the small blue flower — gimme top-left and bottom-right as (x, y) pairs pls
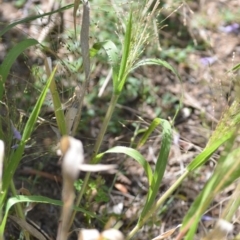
(201, 215), (215, 221)
(11, 144), (19, 149)
(10, 121), (22, 140)
(219, 23), (239, 34)
(200, 56), (217, 66)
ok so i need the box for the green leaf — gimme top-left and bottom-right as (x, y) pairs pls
(187, 99), (240, 171)
(101, 41), (120, 86)
(116, 12), (132, 94)
(137, 118), (161, 148)
(0, 67), (57, 206)
(139, 119), (172, 220)
(94, 146), (153, 186)
(0, 39), (38, 100)
(182, 146), (240, 240)
(44, 59), (67, 135)
(229, 63), (240, 72)
(49, 78), (67, 135)
(89, 40), (120, 87)
(0, 195), (97, 235)
(187, 132), (232, 171)
(131, 58), (182, 83)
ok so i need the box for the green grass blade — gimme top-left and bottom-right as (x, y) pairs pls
(116, 12), (132, 94)
(49, 79), (67, 135)
(187, 132), (232, 171)
(45, 59), (67, 135)
(139, 119), (172, 220)
(188, 99), (240, 171)
(102, 41), (120, 86)
(0, 39), (38, 100)
(0, 195), (97, 235)
(89, 41), (120, 84)
(0, 4), (74, 37)
(0, 67), (57, 206)
(181, 145), (240, 240)
(230, 63), (240, 72)
(94, 146), (153, 186)
(137, 118), (161, 148)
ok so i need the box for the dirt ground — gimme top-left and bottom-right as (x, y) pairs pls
(1, 0), (240, 239)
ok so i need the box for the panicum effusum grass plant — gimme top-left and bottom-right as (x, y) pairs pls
(1, 1), (240, 240)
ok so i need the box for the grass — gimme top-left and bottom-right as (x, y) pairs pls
(0, 0), (240, 239)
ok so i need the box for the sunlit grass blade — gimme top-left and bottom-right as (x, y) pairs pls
(180, 143), (240, 240)
(0, 4), (74, 37)
(139, 119), (172, 220)
(0, 39), (38, 100)
(187, 133), (231, 171)
(137, 118), (161, 149)
(0, 67), (57, 207)
(94, 146), (153, 186)
(0, 195), (97, 236)
(188, 100), (240, 171)
(116, 12), (132, 94)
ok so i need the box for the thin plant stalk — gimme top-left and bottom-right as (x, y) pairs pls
(127, 171), (189, 239)
(69, 94), (119, 227)
(71, 0), (90, 136)
(91, 94), (120, 160)
(10, 180), (30, 240)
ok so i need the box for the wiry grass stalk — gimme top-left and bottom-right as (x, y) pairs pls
(69, 94), (119, 227)
(71, 0), (162, 234)
(71, 0), (90, 137)
(9, 180), (30, 240)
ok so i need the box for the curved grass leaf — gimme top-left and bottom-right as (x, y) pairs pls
(0, 67), (57, 207)
(101, 41), (120, 85)
(89, 41), (120, 85)
(131, 58), (182, 83)
(137, 118), (161, 149)
(94, 146), (153, 186)
(0, 195), (97, 235)
(139, 119), (172, 220)
(0, 39), (38, 100)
